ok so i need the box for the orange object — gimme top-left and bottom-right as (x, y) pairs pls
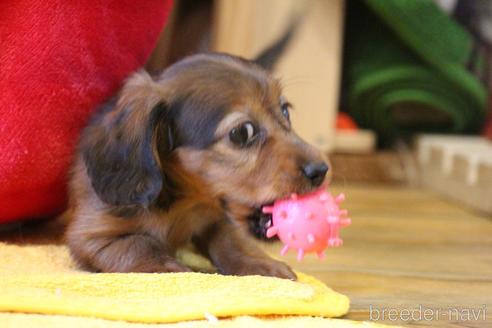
(336, 113), (358, 130)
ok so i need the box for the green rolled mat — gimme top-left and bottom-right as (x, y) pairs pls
(343, 0), (488, 141)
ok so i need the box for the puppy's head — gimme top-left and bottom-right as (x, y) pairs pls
(82, 53), (329, 217)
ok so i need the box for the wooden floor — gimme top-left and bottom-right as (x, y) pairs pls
(1, 184), (491, 327)
(262, 184), (492, 327)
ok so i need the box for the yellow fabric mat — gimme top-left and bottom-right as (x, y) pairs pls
(0, 313), (394, 328)
(0, 242), (391, 327)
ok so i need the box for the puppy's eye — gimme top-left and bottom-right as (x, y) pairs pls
(280, 102), (291, 122)
(229, 122), (257, 147)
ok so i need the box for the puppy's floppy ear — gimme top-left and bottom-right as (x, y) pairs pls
(81, 71), (174, 211)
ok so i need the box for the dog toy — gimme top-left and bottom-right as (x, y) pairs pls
(262, 187), (351, 261)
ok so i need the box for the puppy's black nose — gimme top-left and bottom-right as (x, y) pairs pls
(301, 162), (328, 187)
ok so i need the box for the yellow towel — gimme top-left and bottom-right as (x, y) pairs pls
(1, 313), (396, 328)
(0, 313), (398, 328)
(0, 242), (397, 327)
(0, 242), (348, 323)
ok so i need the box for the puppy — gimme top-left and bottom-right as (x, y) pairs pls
(65, 53), (330, 279)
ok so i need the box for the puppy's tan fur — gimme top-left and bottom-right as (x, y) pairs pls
(65, 53), (329, 278)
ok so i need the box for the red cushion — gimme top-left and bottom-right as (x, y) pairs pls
(0, 0), (173, 223)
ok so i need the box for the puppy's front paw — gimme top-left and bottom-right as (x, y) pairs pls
(133, 258), (192, 273)
(228, 257), (297, 280)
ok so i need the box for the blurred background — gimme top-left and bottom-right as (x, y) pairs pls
(147, 0), (492, 216)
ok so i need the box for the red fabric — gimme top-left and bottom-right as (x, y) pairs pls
(0, 0), (173, 223)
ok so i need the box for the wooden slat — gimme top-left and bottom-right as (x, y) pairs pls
(261, 184), (492, 327)
(2, 184), (491, 327)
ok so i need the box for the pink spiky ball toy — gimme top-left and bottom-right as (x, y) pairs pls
(262, 187), (351, 261)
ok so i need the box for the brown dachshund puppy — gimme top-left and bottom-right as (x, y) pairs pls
(65, 53), (329, 279)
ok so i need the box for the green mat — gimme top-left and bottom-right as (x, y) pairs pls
(343, 0), (487, 141)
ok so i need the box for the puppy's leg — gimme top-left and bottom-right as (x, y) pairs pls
(93, 234), (190, 273)
(193, 220), (296, 280)
(67, 226), (190, 273)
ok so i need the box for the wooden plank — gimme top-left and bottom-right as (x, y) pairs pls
(261, 184), (492, 327)
(2, 184), (491, 327)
